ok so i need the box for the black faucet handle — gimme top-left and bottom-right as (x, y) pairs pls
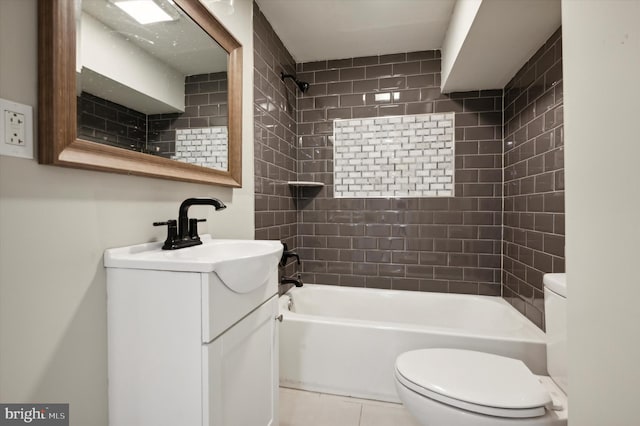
(153, 219), (177, 227)
(188, 218), (207, 240)
(153, 220), (178, 250)
(280, 242), (301, 266)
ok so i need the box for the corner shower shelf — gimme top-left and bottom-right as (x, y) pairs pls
(287, 181), (325, 187)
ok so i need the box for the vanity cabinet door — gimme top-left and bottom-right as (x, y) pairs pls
(107, 269), (204, 426)
(204, 295), (279, 426)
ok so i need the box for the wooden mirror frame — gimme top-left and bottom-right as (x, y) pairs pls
(38, 0), (242, 187)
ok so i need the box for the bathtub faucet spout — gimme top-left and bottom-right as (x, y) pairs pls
(280, 275), (303, 287)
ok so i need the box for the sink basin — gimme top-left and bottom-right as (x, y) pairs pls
(104, 235), (283, 293)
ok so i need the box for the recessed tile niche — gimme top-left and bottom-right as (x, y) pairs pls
(333, 113), (455, 198)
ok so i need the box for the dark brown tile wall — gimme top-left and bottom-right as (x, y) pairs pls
(503, 28), (564, 329)
(253, 3), (299, 277)
(148, 72), (228, 157)
(252, 8), (563, 328)
(78, 72), (228, 158)
(295, 53), (504, 295)
(77, 92), (147, 151)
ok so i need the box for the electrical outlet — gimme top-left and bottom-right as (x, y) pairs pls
(5, 110), (26, 146)
(0, 98), (33, 159)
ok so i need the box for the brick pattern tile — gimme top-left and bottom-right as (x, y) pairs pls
(253, 3), (298, 277)
(148, 72), (228, 156)
(253, 8), (562, 327)
(77, 92), (147, 151)
(173, 127), (227, 169)
(334, 113), (455, 198)
(78, 71), (229, 158)
(503, 28), (564, 329)
(296, 52), (503, 296)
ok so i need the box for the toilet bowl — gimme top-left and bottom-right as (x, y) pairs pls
(394, 348), (567, 426)
(394, 274), (568, 426)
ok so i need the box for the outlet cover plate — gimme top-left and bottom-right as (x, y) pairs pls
(0, 98), (34, 159)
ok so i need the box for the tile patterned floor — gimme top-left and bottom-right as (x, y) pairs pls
(279, 387), (420, 426)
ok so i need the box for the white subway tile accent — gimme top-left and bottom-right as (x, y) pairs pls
(173, 127), (228, 170)
(334, 113), (455, 198)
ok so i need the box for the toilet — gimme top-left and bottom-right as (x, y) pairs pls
(394, 273), (568, 425)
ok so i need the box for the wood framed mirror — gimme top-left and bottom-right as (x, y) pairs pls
(38, 0), (242, 187)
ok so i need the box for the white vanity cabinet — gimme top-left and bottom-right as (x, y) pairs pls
(105, 238), (282, 426)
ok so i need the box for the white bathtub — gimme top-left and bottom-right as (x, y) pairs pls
(279, 284), (547, 403)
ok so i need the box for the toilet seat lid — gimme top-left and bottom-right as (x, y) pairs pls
(395, 349), (551, 417)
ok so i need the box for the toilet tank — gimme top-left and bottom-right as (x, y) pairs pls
(543, 273), (567, 394)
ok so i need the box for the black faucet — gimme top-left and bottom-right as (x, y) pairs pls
(154, 197), (226, 250)
(280, 275), (303, 287)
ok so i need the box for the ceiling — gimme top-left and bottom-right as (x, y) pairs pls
(79, 0), (230, 114)
(82, 0), (227, 75)
(255, 0), (456, 63)
(255, 0), (561, 91)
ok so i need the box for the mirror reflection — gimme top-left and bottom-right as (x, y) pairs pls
(76, 0), (230, 171)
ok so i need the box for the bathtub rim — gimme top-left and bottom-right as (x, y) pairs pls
(279, 284), (546, 344)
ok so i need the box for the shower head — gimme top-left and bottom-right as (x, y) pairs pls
(280, 72), (310, 93)
(297, 80), (310, 93)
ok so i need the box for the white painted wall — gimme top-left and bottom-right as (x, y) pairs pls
(0, 1), (254, 425)
(441, 0), (560, 93)
(562, 1), (640, 424)
(80, 12), (185, 114)
(440, 0), (482, 89)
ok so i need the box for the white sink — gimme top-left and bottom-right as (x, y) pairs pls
(104, 235), (283, 293)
